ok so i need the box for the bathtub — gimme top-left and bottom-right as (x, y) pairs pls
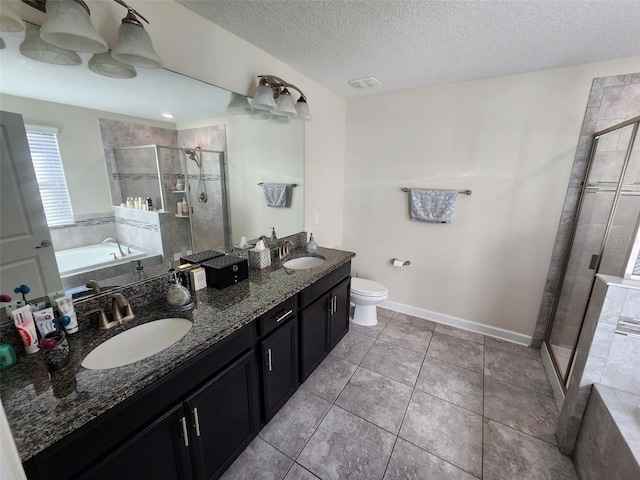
(55, 243), (147, 278)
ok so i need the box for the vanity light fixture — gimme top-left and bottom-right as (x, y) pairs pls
(0, 1), (26, 32)
(226, 75), (312, 122)
(13, 0), (161, 76)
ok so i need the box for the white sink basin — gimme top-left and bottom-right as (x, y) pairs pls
(82, 318), (192, 370)
(283, 256), (326, 270)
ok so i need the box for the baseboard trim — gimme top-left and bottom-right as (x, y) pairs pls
(541, 341), (565, 411)
(380, 300), (533, 346)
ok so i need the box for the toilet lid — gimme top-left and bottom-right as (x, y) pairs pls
(351, 278), (388, 297)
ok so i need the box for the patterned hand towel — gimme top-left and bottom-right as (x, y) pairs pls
(263, 183), (288, 208)
(410, 189), (458, 223)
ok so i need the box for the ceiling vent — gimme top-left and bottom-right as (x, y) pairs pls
(348, 76), (381, 89)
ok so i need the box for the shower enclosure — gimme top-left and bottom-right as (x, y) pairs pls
(112, 144), (230, 261)
(545, 116), (640, 386)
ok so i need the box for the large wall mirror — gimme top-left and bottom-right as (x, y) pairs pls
(0, 29), (304, 299)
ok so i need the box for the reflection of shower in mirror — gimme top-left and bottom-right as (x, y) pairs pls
(185, 146), (208, 203)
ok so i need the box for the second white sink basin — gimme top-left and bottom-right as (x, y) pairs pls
(82, 318), (192, 370)
(283, 256), (326, 270)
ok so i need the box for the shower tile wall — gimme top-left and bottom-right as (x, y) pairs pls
(535, 73), (640, 347)
(556, 276), (640, 454)
(177, 125), (228, 252)
(49, 212), (117, 251)
(97, 118), (179, 208)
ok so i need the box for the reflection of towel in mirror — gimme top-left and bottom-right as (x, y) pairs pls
(263, 183), (289, 208)
(410, 189), (458, 223)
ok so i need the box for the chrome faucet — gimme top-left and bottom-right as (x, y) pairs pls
(103, 237), (127, 257)
(85, 280), (101, 294)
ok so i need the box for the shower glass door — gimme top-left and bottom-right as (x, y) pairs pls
(547, 117), (639, 385)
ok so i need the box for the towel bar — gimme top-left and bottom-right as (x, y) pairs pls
(401, 187), (471, 195)
(258, 182), (298, 187)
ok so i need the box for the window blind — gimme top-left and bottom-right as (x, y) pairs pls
(25, 126), (74, 227)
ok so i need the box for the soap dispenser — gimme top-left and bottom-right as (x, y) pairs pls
(167, 272), (192, 308)
(306, 233), (318, 254)
(270, 227), (277, 241)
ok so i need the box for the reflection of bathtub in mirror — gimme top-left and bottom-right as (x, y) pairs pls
(55, 244), (162, 292)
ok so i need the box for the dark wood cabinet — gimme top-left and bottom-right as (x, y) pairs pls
(328, 277), (351, 350)
(79, 404), (193, 480)
(260, 316), (298, 422)
(79, 350), (259, 480)
(186, 350), (259, 480)
(299, 264), (351, 381)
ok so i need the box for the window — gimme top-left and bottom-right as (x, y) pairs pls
(25, 125), (74, 227)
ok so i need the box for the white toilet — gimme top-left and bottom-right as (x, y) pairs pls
(350, 278), (388, 326)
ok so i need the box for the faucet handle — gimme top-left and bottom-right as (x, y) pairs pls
(85, 308), (110, 330)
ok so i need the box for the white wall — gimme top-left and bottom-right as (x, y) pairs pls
(0, 94), (174, 215)
(344, 56), (640, 339)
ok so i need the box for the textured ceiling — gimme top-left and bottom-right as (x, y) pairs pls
(177, 0), (640, 98)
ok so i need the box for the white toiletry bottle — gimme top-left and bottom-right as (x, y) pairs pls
(306, 233), (318, 254)
(177, 201), (183, 216)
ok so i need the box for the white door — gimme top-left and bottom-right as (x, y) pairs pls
(0, 110), (62, 300)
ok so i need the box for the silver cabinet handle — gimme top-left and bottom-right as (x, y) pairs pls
(330, 296), (336, 315)
(276, 309), (293, 323)
(35, 240), (52, 249)
(267, 348), (272, 372)
(192, 407), (201, 437)
(180, 416), (189, 447)
(334, 296), (337, 314)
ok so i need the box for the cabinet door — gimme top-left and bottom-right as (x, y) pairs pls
(261, 316), (298, 422)
(299, 294), (329, 381)
(329, 277), (351, 350)
(185, 349), (259, 480)
(79, 404), (193, 480)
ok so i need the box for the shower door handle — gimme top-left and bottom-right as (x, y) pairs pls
(589, 255), (599, 270)
(35, 240), (52, 249)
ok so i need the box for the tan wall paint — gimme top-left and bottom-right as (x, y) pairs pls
(344, 57), (640, 337)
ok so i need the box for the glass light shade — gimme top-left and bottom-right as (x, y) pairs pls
(227, 92), (252, 114)
(295, 98), (312, 121)
(20, 23), (81, 66)
(249, 108), (271, 120)
(269, 113), (290, 125)
(111, 21), (162, 68)
(272, 89), (297, 117)
(251, 84), (277, 111)
(89, 51), (137, 79)
(40, 0), (108, 53)
(0, 1), (25, 32)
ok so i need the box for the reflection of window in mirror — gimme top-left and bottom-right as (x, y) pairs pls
(25, 125), (74, 227)
(624, 213), (640, 281)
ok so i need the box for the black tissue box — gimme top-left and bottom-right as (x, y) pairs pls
(202, 255), (249, 289)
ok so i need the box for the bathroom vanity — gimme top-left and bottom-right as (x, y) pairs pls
(1, 246), (354, 480)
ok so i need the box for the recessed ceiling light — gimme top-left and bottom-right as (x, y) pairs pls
(348, 76), (381, 89)
(162, 112), (174, 119)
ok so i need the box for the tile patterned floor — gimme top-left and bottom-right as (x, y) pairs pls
(221, 308), (578, 480)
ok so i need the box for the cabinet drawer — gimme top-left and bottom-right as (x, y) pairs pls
(299, 262), (351, 309)
(259, 295), (297, 337)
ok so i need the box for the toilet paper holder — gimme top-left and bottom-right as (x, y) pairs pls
(391, 258), (411, 267)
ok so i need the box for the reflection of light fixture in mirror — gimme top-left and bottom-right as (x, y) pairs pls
(162, 113), (174, 119)
(39, 0), (108, 53)
(89, 51), (136, 78)
(111, 8), (161, 68)
(20, 22), (81, 65)
(0, 1), (25, 32)
(0, 37), (4, 49)
(269, 114), (290, 125)
(233, 75), (312, 122)
(227, 92), (252, 114)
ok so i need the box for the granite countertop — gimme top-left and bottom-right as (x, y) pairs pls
(0, 246), (355, 462)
